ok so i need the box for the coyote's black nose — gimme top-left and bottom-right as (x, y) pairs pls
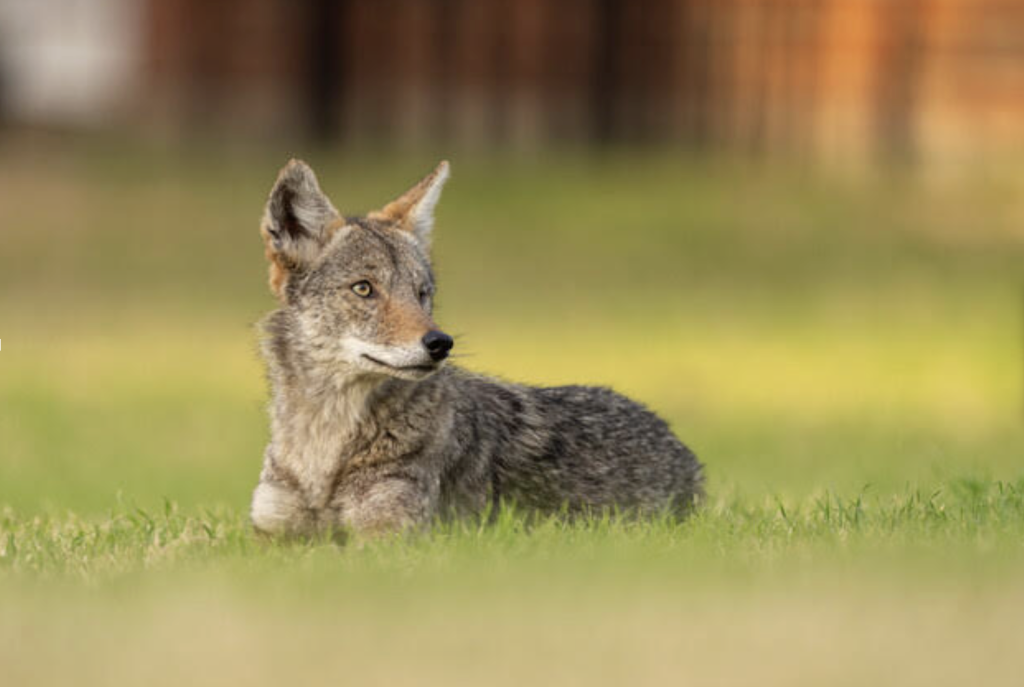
(422, 330), (454, 362)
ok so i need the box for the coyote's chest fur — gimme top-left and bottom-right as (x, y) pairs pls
(268, 382), (375, 508)
(248, 159), (703, 537)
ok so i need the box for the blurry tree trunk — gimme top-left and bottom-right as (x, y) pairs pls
(307, 0), (344, 142)
(591, 0), (623, 143)
(801, 0), (824, 160)
(747, 1), (770, 153)
(435, 0), (457, 140)
(0, 63), (6, 128)
(676, 0), (712, 147)
(875, 0), (922, 162)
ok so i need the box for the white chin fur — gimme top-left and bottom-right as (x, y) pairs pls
(341, 337), (438, 378)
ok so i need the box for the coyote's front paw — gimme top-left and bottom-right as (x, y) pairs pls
(250, 481), (312, 537)
(335, 478), (434, 537)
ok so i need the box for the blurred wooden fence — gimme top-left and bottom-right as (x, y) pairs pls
(143, 0), (1024, 163)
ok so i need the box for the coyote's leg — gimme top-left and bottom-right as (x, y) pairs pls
(333, 475), (437, 537)
(250, 480), (313, 536)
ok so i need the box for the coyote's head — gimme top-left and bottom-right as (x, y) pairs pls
(261, 159), (453, 381)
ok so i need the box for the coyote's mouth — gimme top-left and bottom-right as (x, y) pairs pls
(361, 354), (438, 374)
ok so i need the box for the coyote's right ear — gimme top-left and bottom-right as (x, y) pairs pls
(261, 159), (340, 299)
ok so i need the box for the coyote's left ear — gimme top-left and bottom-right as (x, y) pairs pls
(373, 161), (450, 246)
(261, 159), (340, 299)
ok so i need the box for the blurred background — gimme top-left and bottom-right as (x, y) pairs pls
(1, 0), (1023, 164)
(0, 0), (1021, 513)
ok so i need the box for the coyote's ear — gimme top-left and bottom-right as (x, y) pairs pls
(373, 161), (450, 246)
(261, 159), (340, 298)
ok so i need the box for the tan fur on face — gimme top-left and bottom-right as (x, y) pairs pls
(382, 298), (436, 345)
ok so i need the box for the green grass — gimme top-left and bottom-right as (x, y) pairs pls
(3, 483), (1024, 686)
(1, 137), (1022, 685)
(3, 480), (1023, 582)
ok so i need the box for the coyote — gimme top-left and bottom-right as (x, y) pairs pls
(250, 160), (703, 536)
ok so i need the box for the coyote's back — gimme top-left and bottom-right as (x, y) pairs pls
(249, 159), (703, 537)
(448, 376), (702, 516)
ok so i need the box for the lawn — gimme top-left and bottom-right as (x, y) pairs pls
(1, 137), (1022, 685)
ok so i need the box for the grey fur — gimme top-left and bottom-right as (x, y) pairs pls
(251, 160), (703, 537)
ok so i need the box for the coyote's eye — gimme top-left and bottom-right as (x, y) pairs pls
(351, 281), (373, 298)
